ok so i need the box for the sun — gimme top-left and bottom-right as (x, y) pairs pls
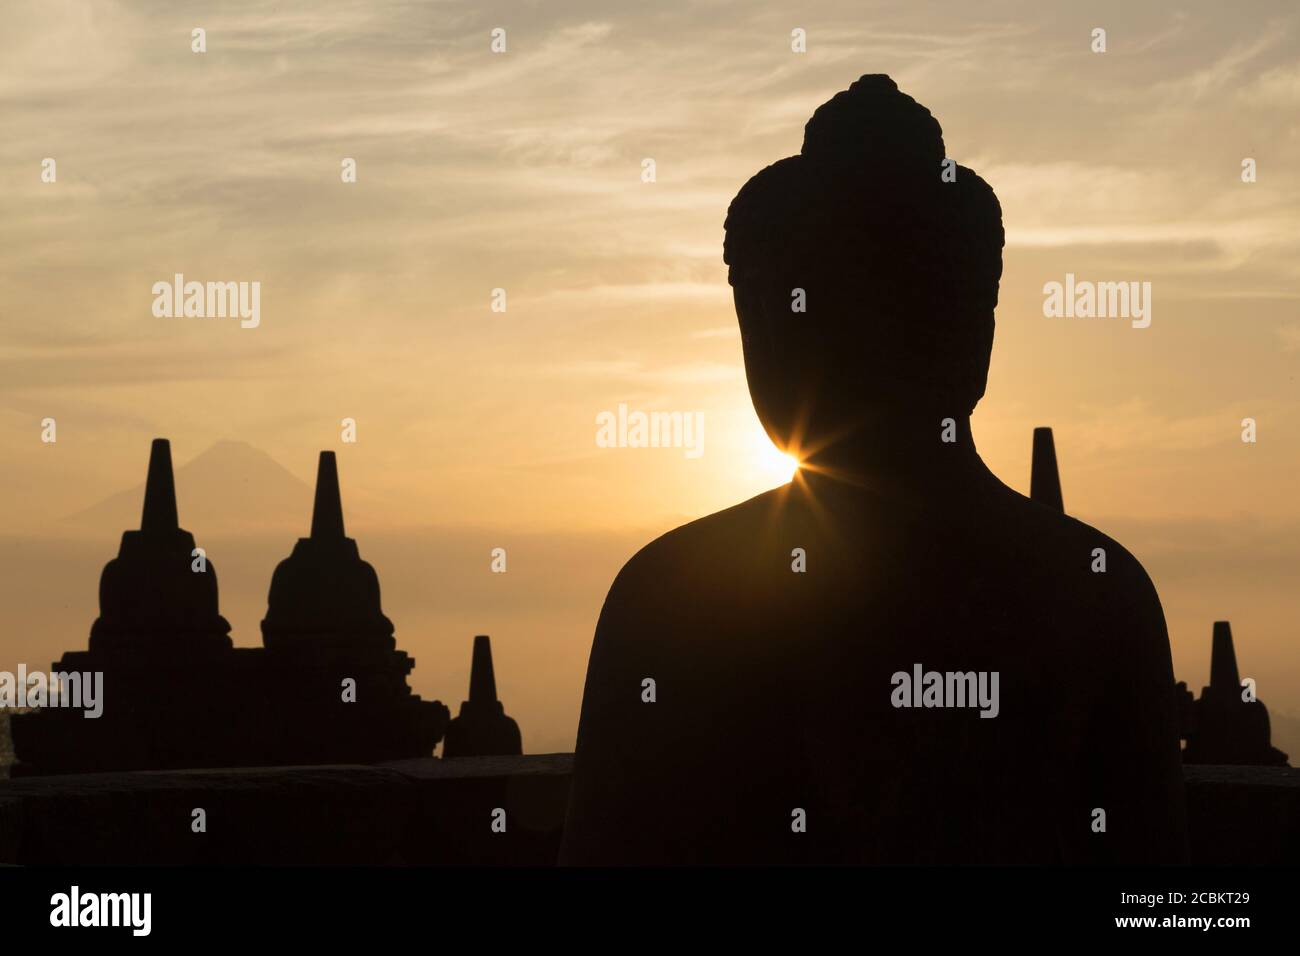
(748, 429), (801, 486)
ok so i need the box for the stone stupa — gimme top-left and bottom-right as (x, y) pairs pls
(1181, 622), (1288, 766)
(443, 635), (522, 758)
(11, 441), (449, 774)
(10, 439), (240, 773)
(256, 451), (448, 764)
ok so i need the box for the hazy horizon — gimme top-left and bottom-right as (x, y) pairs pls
(2, 435), (1299, 759)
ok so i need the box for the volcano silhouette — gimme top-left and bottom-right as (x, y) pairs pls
(64, 440), (312, 535)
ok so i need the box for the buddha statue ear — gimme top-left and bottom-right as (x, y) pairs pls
(732, 282), (768, 353)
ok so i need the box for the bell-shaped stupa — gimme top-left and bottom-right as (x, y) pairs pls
(89, 438), (232, 657)
(443, 635), (522, 758)
(1182, 621), (1288, 766)
(262, 452), (396, 654)
(11, 438), (235, 774)
(258, 451), (448, 763)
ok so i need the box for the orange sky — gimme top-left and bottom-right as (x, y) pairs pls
(2, 0), (1298, 754)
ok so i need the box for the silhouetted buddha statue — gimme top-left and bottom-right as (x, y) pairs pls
(562, 75), (1187, 864)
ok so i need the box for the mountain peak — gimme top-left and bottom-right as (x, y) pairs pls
(66, 440), (313, 536)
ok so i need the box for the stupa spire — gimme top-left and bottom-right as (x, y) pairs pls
(1030, 427), (1064, 512)
(140, 438), (179, 534)
(468, 634), (499, 702)
(310, 451), (346, 540)
(1209, 620), (1241, 690)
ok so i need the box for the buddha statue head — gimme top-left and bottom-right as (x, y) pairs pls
(723, 75), (1005, 464)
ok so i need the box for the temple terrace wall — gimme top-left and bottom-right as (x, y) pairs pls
(0, 756), (1295, 865)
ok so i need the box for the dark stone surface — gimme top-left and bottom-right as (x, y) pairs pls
(1183, 764), (1300, 864)
(0, 758), (1291, 866)
(0, 764), (414, 864)
(0, 754), (572, 865)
